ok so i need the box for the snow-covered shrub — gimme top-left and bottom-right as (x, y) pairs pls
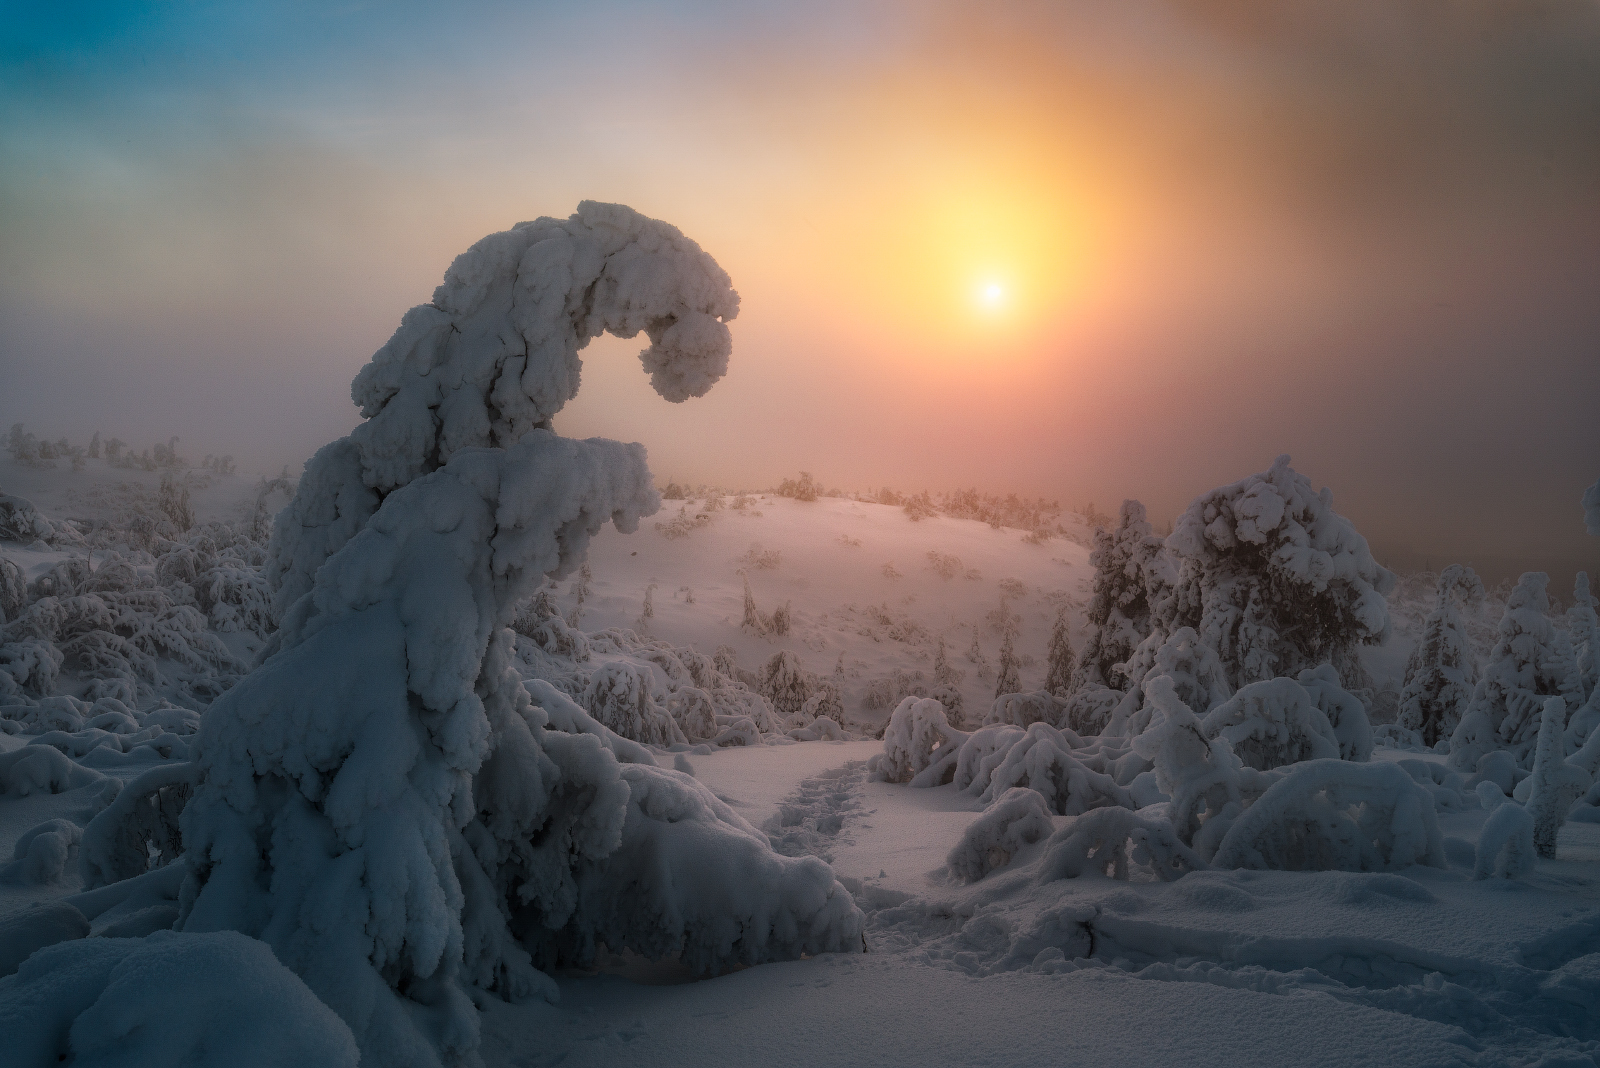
(1166, 456), (1394, 690)
(1105, 625), (1233, 738)
(977, 722), (1134, 815)
(1201, 677), (1341, 772)
(1130, 675), (1252, 852)
(1072, 500), (1167, 692)
(1210, 760), (1445, 872)
(985, 689), (1065, 730)
(799, 663), (846, 726)
(1, 549), (245, 703)
(1297, 663), (1372, 762)
(1060, 684), (1120, 736)
(947, 787), (1055, 882)
(775, 471), (820, 501)
(758, 649), (813, 723)
(1037, 807), (1206, 882)
(2, 818), (83, 885)
(1448, 572), (1583, 771)
(265, 201), (740, 621)
(79, 761), (198, 889)
(1, 743), (109, 796)
(1569, 571), (1597, 703)
(1474, 801), (1536, 879)
(1526, 697), (1592, 857)
(951, 724), (1026, 794)
(0, 489), (72, 545)
(870, 696), (966, 785)
(1398, 565), (1483, 747)
(0, 931), (360, 1068)
(666, 686), (720, 742)
(175, 210), (861, 1068)
(582, 660), (683, 746)
(863, 666), (931, 712)
(526, 762), (862, 976)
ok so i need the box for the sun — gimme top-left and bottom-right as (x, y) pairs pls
(978, 281), (1006, 310)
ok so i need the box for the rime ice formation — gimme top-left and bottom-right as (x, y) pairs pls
(165, 209), (859, 1068)
(266, 201), (741, 621)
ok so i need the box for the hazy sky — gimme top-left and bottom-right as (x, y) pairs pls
(2, 1), (1596, 585)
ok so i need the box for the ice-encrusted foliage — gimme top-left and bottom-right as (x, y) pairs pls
(976, 722), (1134, 815)
(1072, 500), (1167, 692)
(1398, 565), (1483, 747)
(177, 214), (858, 1067)
(1166, 456), (1394, 690)
(1449, 572), (1583, 771)
(1130, 675), (1252, 853)
(266, 201), (740, 620)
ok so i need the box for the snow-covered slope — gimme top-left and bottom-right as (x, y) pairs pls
(572, 493), (1090, 727)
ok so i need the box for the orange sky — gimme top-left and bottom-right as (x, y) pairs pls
(2, 0), (1597, 583)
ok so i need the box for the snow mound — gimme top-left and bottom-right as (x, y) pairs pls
(0, 930), (358, 1067)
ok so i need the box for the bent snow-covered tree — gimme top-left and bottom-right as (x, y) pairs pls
(178, 206), (862, 1068)
(265, 200), (743, 621)
(1166, 455), (1394, 691)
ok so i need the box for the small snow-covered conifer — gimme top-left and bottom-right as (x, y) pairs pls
(1526, 696), (1592, 857)
(87, 431), (101, 459)
(1397, 564), (1483, 747)
(1072, 500), (1166, 692)
(994, 603), (1021, 698)
(1166, 456), (1394, 690)
(1449, 572), (1584, 770)
(1043, 605), (1076, 698)
(1568, 572), (1598, 703)
(760, 650), (813, 722)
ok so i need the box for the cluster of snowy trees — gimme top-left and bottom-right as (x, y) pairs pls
(6, 424), (234, 477)
(871, 457), (1600, 880)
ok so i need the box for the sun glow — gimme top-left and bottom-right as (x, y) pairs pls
(979, 281), (1006, 309)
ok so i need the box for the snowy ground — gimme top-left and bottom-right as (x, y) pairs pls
(4, 463), (1597, 1068)
(478, 743), (1600, 1068)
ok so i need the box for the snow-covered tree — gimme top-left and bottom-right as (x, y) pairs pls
(759, 649), (813, 723)
(1568, 572), (1597, 702)
(175, 208), (862, 1068)
(1166, 456), (1394, 690)
(1526, 697), (1592, 857)
(1042, 605), (1076, 698)
(264, 201), (742, 622)
(583, 660), (681, 746)
(1071, 500), (1167, 692)
(1449, 572), (1584, 771)
(1585, 476), (1600, 536)
(994, 621), (1021, 698)
(1397, 564), (1483, 747)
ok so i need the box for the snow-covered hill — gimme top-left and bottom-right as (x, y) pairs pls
(574, 493), (1091, 728)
